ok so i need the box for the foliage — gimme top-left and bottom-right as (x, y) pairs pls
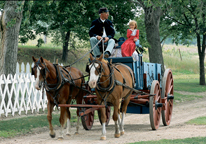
(162, 0), (206, 46)
(36, 38), (44, 47)
(20, 0), (137, 46)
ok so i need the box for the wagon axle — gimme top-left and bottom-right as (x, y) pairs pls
(155, 101), (163, 110)
(167, 94), (174, 100)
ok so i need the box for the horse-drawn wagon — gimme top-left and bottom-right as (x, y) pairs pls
(31, 39), (174, 140)
(61, 52), (174, 131)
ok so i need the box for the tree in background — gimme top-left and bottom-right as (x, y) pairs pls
(0, 1), (25, 76)
(20, 0), (137, 62)
(163, 0), (206, 85)
(130, 0), (170, 74)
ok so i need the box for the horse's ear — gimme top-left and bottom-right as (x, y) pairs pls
(32, 56), (37, 62)
(90, 53), (94, 61)
(40, 57), (44, 63)
(99, 54), (103, 61)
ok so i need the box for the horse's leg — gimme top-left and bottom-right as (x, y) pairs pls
(120, 93), (131, 135)
(58, 107), (67, 140)
(100, 107), (107, 140)
(74, 108), (81, 135)
(113, 103), (120, 138)
(47, 101), (55, 138)
(66, 107), (71, 136)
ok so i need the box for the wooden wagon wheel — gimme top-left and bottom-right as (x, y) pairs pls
(97, 106), (111, 126)
(161, 69), (174, 126)
(81, 98), (95, 130)
(149, 80), (161, 130)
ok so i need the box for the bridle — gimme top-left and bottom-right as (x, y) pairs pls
(31, 58), (50, 80)
(86, 59), (105, 79)
(87, 59), (115, 91)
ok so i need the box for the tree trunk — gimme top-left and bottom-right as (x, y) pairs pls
(62, 31), (70, 62)
(0, 1), (25, 76)
(197, 33), (205, 85)
(0, 1), (25, 105)
(144, 6), (165, 75)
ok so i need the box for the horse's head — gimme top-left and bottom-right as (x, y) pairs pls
(32, 56), (50, 90)
(87, 54), (109, 88)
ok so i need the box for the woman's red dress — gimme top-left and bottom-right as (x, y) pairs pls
(121, 29), (139, 57)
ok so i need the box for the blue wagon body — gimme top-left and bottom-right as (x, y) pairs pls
(107, 54), (162, 114)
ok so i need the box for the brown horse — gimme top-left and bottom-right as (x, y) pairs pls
(88, 54), (134, 140)
(32, 56), (85, 140)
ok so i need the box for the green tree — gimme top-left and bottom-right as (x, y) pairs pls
(163, 0), (206, 85)
(130, 0), (168, 74)
(20, 0), (137, 62)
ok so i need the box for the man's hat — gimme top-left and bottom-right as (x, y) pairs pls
(98, 7), (109, 14)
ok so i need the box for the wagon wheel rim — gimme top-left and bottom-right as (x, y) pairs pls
(81, 98), (95, 130)
(161, 69), (174, 126)
(149, 80), (161, 130)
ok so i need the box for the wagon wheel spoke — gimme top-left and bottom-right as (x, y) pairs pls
(157, 108), (161, 114)
(167, 77), (173, 93)
(168, 85), (173, 95)
(168, 100), (173, 106)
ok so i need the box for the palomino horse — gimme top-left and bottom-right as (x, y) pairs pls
(88, 54), (134, 140)
(32, 56), (85, 139)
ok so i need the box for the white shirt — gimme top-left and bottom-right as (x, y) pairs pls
(130, 29), (137, 36)
(99, 18), (107, 37)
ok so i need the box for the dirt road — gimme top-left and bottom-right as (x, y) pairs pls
(1, 96), (206, 144)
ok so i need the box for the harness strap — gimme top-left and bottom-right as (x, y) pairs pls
(114, 63), (135, 88)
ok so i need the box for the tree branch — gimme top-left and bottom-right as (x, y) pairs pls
(129, 0), (144, 8)
(166, 15), (187, 26)
(183, 14), (192, 26)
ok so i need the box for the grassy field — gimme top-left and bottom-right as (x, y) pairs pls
(1, 41), (205, 139)
(131, 137), (206, 144)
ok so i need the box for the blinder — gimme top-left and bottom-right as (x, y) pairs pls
(85, 63), (90, 73)
(31, 67), (35, 75)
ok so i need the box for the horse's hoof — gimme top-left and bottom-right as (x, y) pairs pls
(74, 132), (79, 135)
(66, 133), (71, 136)
(121, 131), (124, 135)
(100, 136), (106, 140)
(58, 137), (64, 140)
(114, 133), (120, 138)
(49, 133), (56, 138)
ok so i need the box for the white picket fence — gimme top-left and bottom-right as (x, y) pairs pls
(0, 62), (62, 117)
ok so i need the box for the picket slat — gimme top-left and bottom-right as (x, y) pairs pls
(0, 62), (64, 117)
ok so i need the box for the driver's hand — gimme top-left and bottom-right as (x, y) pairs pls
(97, 36), (102, 40)
(104, 37), (109, 43)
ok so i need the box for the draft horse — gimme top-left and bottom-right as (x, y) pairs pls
(32, 56), (85, 140)
(87, 54), (135, 140)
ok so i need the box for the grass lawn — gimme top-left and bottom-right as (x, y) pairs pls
(0, 110), (99, 138)
(130, 137), (206, 144)
(174, 78), (206, 93)
(186, 116), (206, 125)
(0, 114), (60, 138)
